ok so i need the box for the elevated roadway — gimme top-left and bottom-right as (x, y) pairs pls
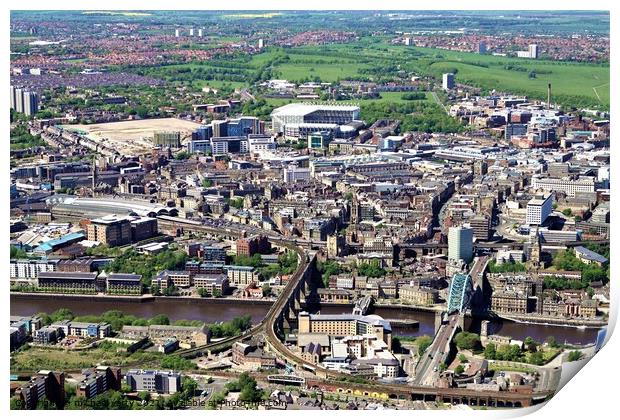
(157, 215), (553, 405)
(412, 313), (460, 386)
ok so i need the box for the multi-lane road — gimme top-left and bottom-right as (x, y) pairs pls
(412, 313), (460, 386)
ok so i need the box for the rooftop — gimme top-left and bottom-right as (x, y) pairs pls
(38, 271), (97, 280)
(52, 197), (175, 218)
(300, 312), (392, 331)
(108, 273), (143, 282)
(271, 103), (360, 116)
(574, 246), (608, 264)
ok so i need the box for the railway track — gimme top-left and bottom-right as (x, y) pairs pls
(157, 216), (553, 403)
(160, 217), (312, 360)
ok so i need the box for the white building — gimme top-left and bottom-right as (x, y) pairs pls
(442, 73), (455, 90)
(10, 259), (58, 279)
(248, 134), (276, 153)
(598, 166), (610, 188)
(448, 226), (473, 264)
(271, 103), (360, 137)
(23, 91), (39, 116)
(496, 249), (525, 264)
(283, 165), (311, 184)
(526, 194), (553, 225)
(532, 177), (595, 197)
(209, 137), (249, 155)
(225, 265), (259, 286)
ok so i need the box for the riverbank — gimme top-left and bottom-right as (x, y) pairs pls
(10, 293), (600, 345)
(496, 313), (607, 329)
(10, 292), (274, 306)
(375, 303), (442, 313)
(12, 292), (604, 330)
(308, 301), (442, 313)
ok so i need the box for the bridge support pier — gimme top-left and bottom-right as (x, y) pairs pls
(434, 311), (443, 334)
(288, 304), (297, 322)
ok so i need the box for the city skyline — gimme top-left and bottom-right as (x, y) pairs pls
(7, 7), (612, 413)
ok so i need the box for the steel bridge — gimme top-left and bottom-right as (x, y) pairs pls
(156, 215), (552, 407)
(447, 272), (474, 314)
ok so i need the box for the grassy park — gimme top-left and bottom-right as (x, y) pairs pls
(254, 38), (610, 109)
(127, 36), (609, 111)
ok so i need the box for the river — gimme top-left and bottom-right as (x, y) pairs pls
(10, 294), (600, 346)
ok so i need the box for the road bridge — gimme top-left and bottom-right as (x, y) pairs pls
(158, 216), (317, 360)
(468, 256), (489, 311)
(447, 273), (474, 314)
(412, 270), (476, 386)
(412, 313), (461, 386)
(157, 215), (552, 405)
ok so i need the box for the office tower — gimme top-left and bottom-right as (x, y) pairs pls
(469, 215), (491, 241)
(442, 73), (455, 90)
(125, 370), (181, 394)
(15, 87), (24, 114)
(448, 226), (474, 264)
(211, 120), (228, 138)
(175, 29), (180, 37)
(478, 41), (487, 54)
(526, 194), (553, 226)
(258, 38), (264, 49)
(23, 91), (39, 116)
(198, 28), (203, 37)
(226, 116), (262, 136)
(189, 28), (194, 36)
(528, 44), (539, 59)
(10, 85), (16, 110)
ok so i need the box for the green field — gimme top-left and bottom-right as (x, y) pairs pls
(270, 53), (369, 82)
(250, 38), (609, 110)
(275, 62), (364, 82)
(11, 345), (163, 372)
(265, 91), (433, 107)
(128, 36), (609, 111)
(198, 79), (245, 90)
(416, 47), (610, 109)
